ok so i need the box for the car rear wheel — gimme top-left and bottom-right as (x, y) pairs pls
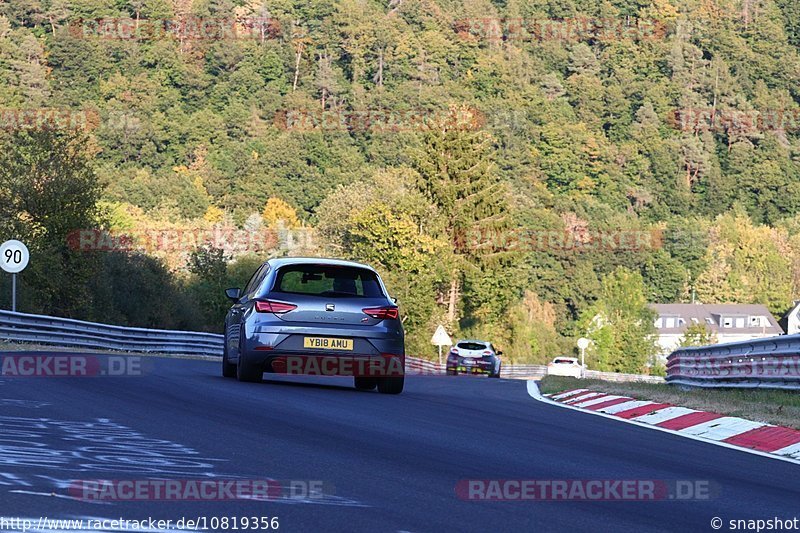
(489, 364), (501, 378)
(237, 356), (263, 383)
(377, 376), (404, 394)
(354, 377), (378, 391)
(236, 341), (263, 383)
(222, 337), (236, 378)
(446, 369), (457, 376)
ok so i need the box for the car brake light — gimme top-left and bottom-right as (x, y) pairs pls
(451, 348), (459, 354)
(362, 306), (399, 320)
(255, 300), (297, 314)
(482, 350), (492, 355)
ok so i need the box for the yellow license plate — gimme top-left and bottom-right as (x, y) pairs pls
(303, 337), (353, 350)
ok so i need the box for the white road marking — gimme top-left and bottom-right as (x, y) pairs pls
(679, 417), (766, 441)
(562, 392), (604, 404)
(773, 442), (800, 459)
(573, 395), (629, 408)
(596, 400), (655, 414)
(9, 490), (111, 504)
(631, 406), (698, 425)
(551, 389), (589, 400)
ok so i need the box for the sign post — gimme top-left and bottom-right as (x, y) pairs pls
(0, 240), (30, 312)
(577, 337), (591, 379)
(431, 325), (453, 366)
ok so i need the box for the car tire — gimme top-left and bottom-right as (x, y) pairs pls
(354, 377), (378, 391)
(489, 364), (501, 378)
(222, 335), (236, 378)
(236, 338), (262, 383)
(377, 376), (404, 394)
(237, 355), (263, 383)
(446, 369), (457, 376)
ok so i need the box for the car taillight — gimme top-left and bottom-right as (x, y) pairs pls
(451, 348), (459, 355)
(362, 306), (399, 320)
(483, 350), (492, 356)
(255, 300), (297, 314)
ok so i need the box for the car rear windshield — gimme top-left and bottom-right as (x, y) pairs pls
(457, 342), (488, 351)
(554, 358), (576, 364)
(272, 265), (384, 298)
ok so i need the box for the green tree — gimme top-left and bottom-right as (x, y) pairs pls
(0, 130), (101, 316)
(413, 104), (510, 327)
(581, 268), (659, 374)
(694, 209), (792, 314)
(679, 322), (717, 347)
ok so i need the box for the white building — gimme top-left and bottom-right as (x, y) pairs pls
(650, 303), (782, 357)
(779, 301), (800, 335)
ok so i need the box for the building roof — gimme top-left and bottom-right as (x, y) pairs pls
(649, 303), (783, 335)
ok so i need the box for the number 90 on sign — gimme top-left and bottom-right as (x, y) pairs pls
(0, 240), (30, 274)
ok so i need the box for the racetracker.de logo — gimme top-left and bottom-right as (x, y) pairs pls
(269, 355), (405, 377)
(68, 17), (282, 41)
(0, 354), (144, 377)
(670, 107), (800, 134)
(457, 228), (663, 253)
(0, 108), (99, 131)
(453, 17), (668, 43)
(68, 479), (331, 501)
(65, 227), (313, 254)
(69, 479), (280, 501)
(274, 107), (485, 133)
(456, 479), (716, 501)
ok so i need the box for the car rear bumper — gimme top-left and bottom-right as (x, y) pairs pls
(447, 365), (492, 374)
(447, 361), (495, 373)
(243, 319), (403, 356)
(237, 314), (404, 377)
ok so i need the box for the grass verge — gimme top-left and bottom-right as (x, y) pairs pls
(538, 375), (800, 430)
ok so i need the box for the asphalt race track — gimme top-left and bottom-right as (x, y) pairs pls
(0, 352), (798, 532)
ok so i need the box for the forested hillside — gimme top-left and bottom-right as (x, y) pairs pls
(2, 0), (800, 370)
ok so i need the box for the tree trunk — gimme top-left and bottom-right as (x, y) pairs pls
(376, 49), (384, 87)
(293, 44), (303, 92)
(447, 273), (459, 325)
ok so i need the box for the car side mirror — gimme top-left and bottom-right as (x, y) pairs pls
(391, 296), (398, 304)
(496, 351), (503, 356)
(225, 288), (241, 301)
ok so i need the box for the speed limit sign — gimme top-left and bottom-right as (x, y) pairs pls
(1, 240), (29, 312)
(0, 240), (29, 274)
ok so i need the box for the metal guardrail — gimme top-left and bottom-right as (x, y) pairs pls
(0, 310), (223, 356)
(405, 359), (662, 382)
(0, 310), (664, 382)
(666, 334), (800, 389)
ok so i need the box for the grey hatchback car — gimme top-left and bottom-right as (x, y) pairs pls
(222, 258), (405, 394)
